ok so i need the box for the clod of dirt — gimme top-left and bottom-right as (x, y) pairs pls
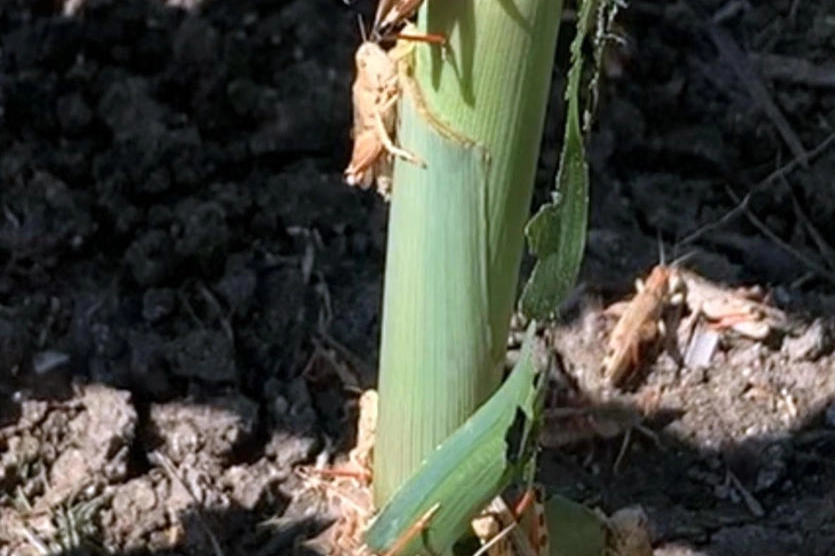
(710, 524), (803, 556)
(214, 253), (257, 317)
(45, 385), (136, 506)
(125, 229), (177, 287)
(264, 378), (320, 469)
(0, 384), (136, 552)
(98, 77), (166, 143)
(221, 460), (288, 510)
(148, 393), (259, 464)
(266, 430), (320, 472)
(782, 318), (833, 362)
(174, 199), (229, 277)
(56, 92), (93, 135)
(753, 442), (789, 492)
(171, 15), (221, 75)
(126, 330), (172, 399)
(167, 329), (237, 383)
(106, 476), (165, 550)
(141, 288), (177, 323)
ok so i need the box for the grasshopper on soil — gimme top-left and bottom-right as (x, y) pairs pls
(602, 265), (684, 388)
(602, 263), (789, 389)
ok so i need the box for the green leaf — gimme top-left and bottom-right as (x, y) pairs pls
(544, 495), (608, 556)
(365, 323), (546, 556)
(519, 0), (601, 320)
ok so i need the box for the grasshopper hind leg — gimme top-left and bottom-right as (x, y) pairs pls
(373, 109), (426, 168)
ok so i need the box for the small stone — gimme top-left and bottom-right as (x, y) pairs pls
(783, 319), (832, 362)
(755, 443), (788, 492)
(214, 254), (256, 317)
(142, 288), (176, 322)
(266, 430), (319, 470)
(149, 393), (258, 463)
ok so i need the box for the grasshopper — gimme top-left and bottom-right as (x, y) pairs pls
(673, 267), (788, 340)
(343, 9), (449, 199)
(602, 265), (684, 388)
(343, 35), (425, 198)
(602, 261), (790, 388)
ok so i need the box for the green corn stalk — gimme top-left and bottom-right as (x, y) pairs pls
(374, 0), (566, 506)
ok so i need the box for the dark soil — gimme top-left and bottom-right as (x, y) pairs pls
(0, 0), (834, 555)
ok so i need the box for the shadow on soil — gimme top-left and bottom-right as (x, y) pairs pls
(2, 0), (835, 554)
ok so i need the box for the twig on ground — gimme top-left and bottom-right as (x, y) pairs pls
(149, 451), (226, 556)
(754, 131), (835, 185)
(707, 24), (807, 163)
(678, 190), (751, 247)
(784, 178), (835, 271)
(751, 52), (835, 89)
(19, 523), (51, 556)
(724, 186), (835, 287)
(712, 0), (749, 24)
(726, 469), (765, 517)
(198, 282), (234, 342)
(679, 131), (835, 247)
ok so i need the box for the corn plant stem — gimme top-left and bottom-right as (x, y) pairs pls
(374, 0), (563, 506)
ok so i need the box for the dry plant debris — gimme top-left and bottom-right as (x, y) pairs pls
(308, 379), (655, 556)
(299, 389), (376, 556)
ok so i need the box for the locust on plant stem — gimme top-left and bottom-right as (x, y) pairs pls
(343, 19), (444, 199)
(342, 36), (421, 198)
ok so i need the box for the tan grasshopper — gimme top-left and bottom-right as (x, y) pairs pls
(602, 261), (788, 389)
(602, 265), (684, 388)
(343, 6), (449, 199)
(343, 35), (424, 198)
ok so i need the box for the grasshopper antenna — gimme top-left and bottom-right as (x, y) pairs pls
(656, 229), (666, 266)
(667, 229), (699, 268)
(356, 13), (368, 42)
(670, 250), (699, 269)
